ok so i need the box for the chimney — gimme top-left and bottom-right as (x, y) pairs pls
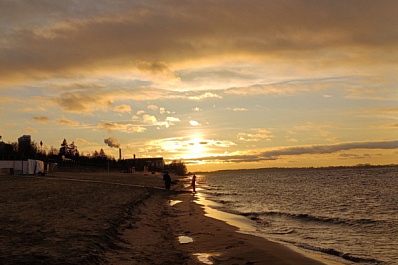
(119, 148), (122, 160)
(134, 154), (136, 160)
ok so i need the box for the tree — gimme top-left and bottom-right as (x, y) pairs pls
(166, 160), (187, 176)
(68, 142), (79, 157)
(48, 146), (58, 156)
(60, 139), (68, 156)
(99, 149), (106, 158)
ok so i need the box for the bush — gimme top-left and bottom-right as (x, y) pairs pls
(165, 160), (187, 176)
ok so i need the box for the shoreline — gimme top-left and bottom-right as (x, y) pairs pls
(0, 172), (347, 264)
(191, 188), (348, 265)
(170, 178), (348, 265)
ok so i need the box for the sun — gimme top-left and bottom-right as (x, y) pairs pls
(182, 135), (208, 159)
(190, 138), (205, 154)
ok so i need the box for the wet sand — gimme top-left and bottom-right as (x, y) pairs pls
(0, 172), (334, 264)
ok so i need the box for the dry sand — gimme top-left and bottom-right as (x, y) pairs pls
(0, 172), (333, 264)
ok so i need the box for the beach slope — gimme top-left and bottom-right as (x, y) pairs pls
(0, 172), (329, 264)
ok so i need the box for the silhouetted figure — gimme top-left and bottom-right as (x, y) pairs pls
(191, 174), (197, 193)
(163, 171), (171, 190)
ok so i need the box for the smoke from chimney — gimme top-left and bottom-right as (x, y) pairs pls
(104, 137), (120, 148)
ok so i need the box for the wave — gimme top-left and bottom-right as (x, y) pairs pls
(240, 211), (381, 227)
(279, 240), (387, 265)
(201, 191), (239, 197)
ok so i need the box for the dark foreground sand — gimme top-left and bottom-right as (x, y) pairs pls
(0, 172), (337, 264)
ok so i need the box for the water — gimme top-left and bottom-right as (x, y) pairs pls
(198, 166), (398, 265)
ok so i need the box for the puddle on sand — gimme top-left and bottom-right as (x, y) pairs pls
(169, 200), (182, 206)
(194, 253), (218, 265)
(178, 236), (193, 244)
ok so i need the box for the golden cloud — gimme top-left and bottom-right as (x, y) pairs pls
(98, 122), (146, 133)
(1, 1), (397, 87)
(56, 92), (113, 113)
(33, 116), (49, 124)
(113, 104), (132, 113)
(57, 118), (81, 127)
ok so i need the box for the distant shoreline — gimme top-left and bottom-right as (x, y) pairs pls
(194, 163), (398, 174)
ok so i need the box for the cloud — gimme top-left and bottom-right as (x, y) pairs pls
(144, 136), (236, 155)
(74, 138), (90, 145)
(225, 78), (339, 96)
(98, 122), (146, 133)
(184, 152), (274, 164)
(176, 67), (255, 83)
(338, 153), (372, 160)
(154, 117), (181, 129)
(142, 114), (157, 124)
(228, 107), (247, 111)
(259, 141), (398, 158)
(147, 104), (159, 111)
(113, 104), (131, 113)
(207, 139), (236, 148)
(56, 91), (113, 113)
(104, 137), (120, 148)
(25, 127), (37, 133)
(366, 107), (398, 120)
(18, 106), (46, 112)
(136, 60), (171, 75)
(0, 97), (14, 103)
(166, 117), (180, 123)
(3, 1), (397, 87)
(190, 120), (201, 126)
(33, 116), (49, 124)
(369, 108), (398, 113)
(289, 122), (334, 140)
(187, 92), (222, 100)
(182, 140), (398, 163)
(4, 3), (384, 87)
(57, 117), (81, 127)
(146, 104), (170, 115)
(53, 87), (220, 115)
(238, 128), (273, 142)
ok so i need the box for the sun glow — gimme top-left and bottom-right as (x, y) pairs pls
(182, 135), (208, 159)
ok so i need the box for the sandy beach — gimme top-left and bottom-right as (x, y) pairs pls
(0, 172), (335, 264)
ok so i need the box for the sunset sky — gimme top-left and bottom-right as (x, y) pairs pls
(1, 0), (397, 171)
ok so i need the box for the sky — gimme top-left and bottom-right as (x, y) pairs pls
(1, 0), (397, 172)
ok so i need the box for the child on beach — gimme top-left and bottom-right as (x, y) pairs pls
(191, 174), (196, 193)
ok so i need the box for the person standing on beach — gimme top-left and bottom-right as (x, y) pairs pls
(191, 174), (197, 193)
(163, 171), (171, 190)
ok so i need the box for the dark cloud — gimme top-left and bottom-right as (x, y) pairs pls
(1, 0), (397, 85)
(338, 153), (372, 159)
(136, 60), (171, 74)
(260, 140), (398, 158)
(185, 140), (398, 163)
(175, 68), (255, 83)
(56, 92), (113, 113)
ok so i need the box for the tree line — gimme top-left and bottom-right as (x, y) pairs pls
(0, 138), (187, 175)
